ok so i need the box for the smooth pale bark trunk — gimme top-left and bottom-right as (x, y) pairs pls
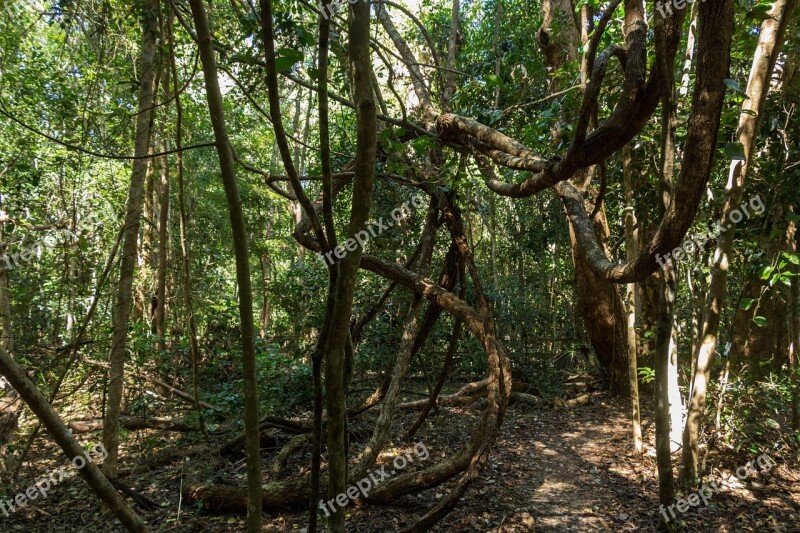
(655, 22), (680, 520)
(189, 1), (262, 530)
(623, 144), (643, 454)
(679, 2), (698, 97)
(0, 346), (148, 532)
(103, 0), (159, 478)
(682, 0), (796, 485)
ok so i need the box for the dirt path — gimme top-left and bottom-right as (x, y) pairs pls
(428, 399), (655, 532)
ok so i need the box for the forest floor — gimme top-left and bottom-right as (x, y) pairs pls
(2, 392), (799, 532)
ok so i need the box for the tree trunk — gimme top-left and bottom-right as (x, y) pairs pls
(623, 144), (643, 454)
(659, 62), (684, 455)
(786, 208), (800, 435)
(155, 143), (169, 354)
(654, 47), (679, 525)
(654, 267), (676, 529)
(682, 0), (796, 485)
(103, 0), (160, 478)
(322, 2), (376, 529)
(537, 0), (630, 392)
(189, 1), (262, 530)
(167, 4), (203, 428)
(0, 346), (148, 532)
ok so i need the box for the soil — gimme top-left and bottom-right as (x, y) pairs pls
(1, 394), (798, 532)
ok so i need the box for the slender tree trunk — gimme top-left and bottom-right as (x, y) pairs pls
(259, 253), (271, 339)
(103, 0), (160, 478)
(0, 226), (13, 355)
(660, 74), (683, 455)
(654, 55), (679, 526)
(443, 0), (459, 105)
(489, 0), (501, 287)
(623, 144), (643, 454)
(189, 2), (262, 530)
(654, 266), (676, 530)
(0, 346), (148, 532)
(155, 143), (169, 353)
(786, 209), (800, 436)
(321, 2), (376, 529)
(0, 222), (21, 471)
(679, 2), (698, 97)
(309, 1), (334, 529)
(139, 148), (156, 322)
(167, 4), (203, 429)
(682, 0), (796, 485)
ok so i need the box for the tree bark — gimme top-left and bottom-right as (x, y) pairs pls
(155, 142), (169, 354)
(537, 0), (630, 392)
(321, 2), (376, 529)
(103, 0), (160, 478)
(189, 1), (262, 530)
(623, 144), (643, 454)
(167, 4), (203, 428)
(0, 346), (148, 532)
(786, 209), (800, 435)
(682, 0), (796, 486)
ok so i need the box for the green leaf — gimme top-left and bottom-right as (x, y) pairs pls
(278, 48), (303, 62)
(724, 142), (746, 161)
(745, 5), (774, 21)
(274, 48), (303, 72)
(274, 56), (297, 72)
(739, 297), (755, 311)
(753, 316), (768, 327)
(485, 74), (501, 88)
(782, 252), (800, 265)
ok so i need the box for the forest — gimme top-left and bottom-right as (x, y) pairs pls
(0, 0), (799, 531)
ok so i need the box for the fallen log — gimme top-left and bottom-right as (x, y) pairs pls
(68, 415), (196, 433)
(270, 433), (311, 480)
(185, 477), (312, 513)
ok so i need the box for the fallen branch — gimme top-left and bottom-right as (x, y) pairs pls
(68, 416), (196, 434)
